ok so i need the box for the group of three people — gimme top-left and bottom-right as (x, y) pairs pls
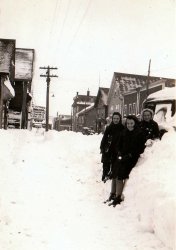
(100, 109), (159, 207)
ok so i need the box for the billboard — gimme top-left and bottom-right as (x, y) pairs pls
(15, 48), (34, 81)
(0, 39), (16, 81)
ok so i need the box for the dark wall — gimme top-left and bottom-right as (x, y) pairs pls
(9, 82), (23, 111)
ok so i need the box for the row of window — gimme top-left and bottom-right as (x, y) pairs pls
(110, 104), (122, 113)
(124, 103), (137, 116)
(110, 103), (137, 116)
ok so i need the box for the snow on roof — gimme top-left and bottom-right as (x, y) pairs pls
(147, 87), (176, 101)
(76, 103), (94, 116)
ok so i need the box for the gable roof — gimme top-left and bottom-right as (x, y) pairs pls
(113, 72), (175, 93)
(94, 87), (109, 107)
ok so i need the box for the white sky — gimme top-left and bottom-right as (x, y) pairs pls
(0, 0), (176, 115)
(0, 128), (175, 249)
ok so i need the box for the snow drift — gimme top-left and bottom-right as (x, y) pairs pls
(0, 129), (175, 250)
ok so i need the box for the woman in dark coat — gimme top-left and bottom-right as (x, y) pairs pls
(100, 112), (124, 182)
(140, 108), (160, 142)
(109, 115), (145, 206)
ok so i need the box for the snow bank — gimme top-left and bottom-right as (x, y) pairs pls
(0, 128), (175, 250)
(124, 131), (176, 249)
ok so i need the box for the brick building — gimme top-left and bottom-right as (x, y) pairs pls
(76, 104), (96, 132)
(71, 90), (96, 131)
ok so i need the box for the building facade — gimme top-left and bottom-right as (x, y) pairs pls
(76, 104), (96, 132)
(0, 39), (16, 129)
(9, 48), (34, 129)
(54, 115), (71, 131)
(94, 87), (109, 133)
(72, 90), (96, 132)
(108, 72), (175, 119)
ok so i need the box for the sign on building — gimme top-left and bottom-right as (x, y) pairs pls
(15, 48), (34, 81)
(0, 39), (16, 81)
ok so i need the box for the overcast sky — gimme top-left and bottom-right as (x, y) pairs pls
(0, 0), (176, 115)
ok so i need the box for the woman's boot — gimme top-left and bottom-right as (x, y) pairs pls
(109, 195), (122, 207)
(104, 193), (115, 203)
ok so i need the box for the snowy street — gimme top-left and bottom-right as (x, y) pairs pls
(0, 129), (175, 250)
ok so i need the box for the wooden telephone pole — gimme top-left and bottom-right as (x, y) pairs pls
(40, 66), (58, 131)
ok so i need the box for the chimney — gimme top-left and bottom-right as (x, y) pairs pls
(87, 89), (90, 97)
(76, 91), (79, 96)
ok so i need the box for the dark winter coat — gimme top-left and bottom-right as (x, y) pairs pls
(111, 127), (145, 180)
(139, 120), (159, 142)
(100, 122), (124, 163)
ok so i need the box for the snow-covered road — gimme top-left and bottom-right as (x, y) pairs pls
(0, 129), (175, 250)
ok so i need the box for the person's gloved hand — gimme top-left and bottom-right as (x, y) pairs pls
(145, 139), (154, 147)
(117, 153), (132, 162)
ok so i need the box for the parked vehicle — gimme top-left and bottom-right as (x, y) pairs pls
(143, 87), (176, 131)
(82, 127), (95, 135)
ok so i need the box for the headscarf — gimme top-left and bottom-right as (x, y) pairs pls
(141, 108), (154, 120)
(111, 112), (122, 124)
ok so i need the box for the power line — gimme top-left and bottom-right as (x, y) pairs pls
(56, 0), (71, 45)
(47, 0), (61, 47)
(67, 0), (92, 49)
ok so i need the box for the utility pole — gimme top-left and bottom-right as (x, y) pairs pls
(146, 59), (151, 98)
(21, 81), (28, 129)
(40, 66), (58, 131)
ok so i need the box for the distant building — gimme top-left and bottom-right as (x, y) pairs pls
(72, 90), (96, 132)
(31, 105), (46, 128)
(54, 114), (71, 131)
(76, 104), (96, 132)
(94, 87), (109, 133)
(32, 105), (45, 121)
(108, 72), (175, 119)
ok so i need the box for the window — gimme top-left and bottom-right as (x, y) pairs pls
(133, 103), (136, 115)
(119, 104), (122, 113)
(111, 105), (114, 111)
(124, 105), (127, 117)
(115, 104), (119, 111)
(129, 104), (132, 115)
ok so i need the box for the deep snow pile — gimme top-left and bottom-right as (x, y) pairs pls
(0, 129), (175, 250)
(123, 129), (176, 249)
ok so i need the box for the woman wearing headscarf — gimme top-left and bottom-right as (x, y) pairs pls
(140, 108), (160, 143)
(109, 115), (145, 207)
(100, 112), (124, 182)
